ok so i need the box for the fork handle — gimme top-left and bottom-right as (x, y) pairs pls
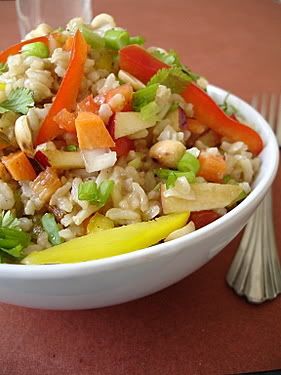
(226, 189), (281, 303)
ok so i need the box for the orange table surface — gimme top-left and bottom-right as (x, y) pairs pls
(0, 1), (280, 374)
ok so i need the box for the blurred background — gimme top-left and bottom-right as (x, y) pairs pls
(0, 0), (280, 101)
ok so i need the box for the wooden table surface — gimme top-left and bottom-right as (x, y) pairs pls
(0, 1), (280, 374)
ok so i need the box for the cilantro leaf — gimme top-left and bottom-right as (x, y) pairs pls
(0, 87), (34, 114)
(0, 62), (8, 75)
(0, 244), (23, 258)
(0, 226), (30, 260)
(148, 67), (192, 94)
(151, 49), (200, 81)
(151, 49), (181, 66)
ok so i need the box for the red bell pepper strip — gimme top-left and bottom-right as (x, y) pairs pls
(119, 45), (169, 84)
(119, 45), (263, 155)
(36, 30), (88, 145)
(181, 84), (263, 155)
(0, 36), (49, 63)
(190, 210), (221, 229)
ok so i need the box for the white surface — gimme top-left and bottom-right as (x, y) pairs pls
(0, 85), (279, 310)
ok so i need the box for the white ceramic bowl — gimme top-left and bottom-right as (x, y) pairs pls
(0, 85), (279, 310)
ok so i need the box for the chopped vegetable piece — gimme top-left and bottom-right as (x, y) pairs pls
(220, 95), (238, 117)
(114, 112), (155, 138)
(0, 211), (20, 229)
(190, 210), (221, 229)
(132, 83), (159, 111)
(129, 36), (145, 45)
(30, 167), (62, 204)
(81, 149), (117, 173)
(64, 144), (78, 152)
(77, 94), (101, 113)
(151, 49), (182, 67)
(41, 149), (84, 169)
(0, 35), (49, 63)
(22, 213), (189, 264)
(21, 42), (49, 58)
(41, 213), (63, 245)
(107, 114), (135, 156)
(161, 183), (242, 213)
(78, 181), (98, 202)
(198, 153), (227, 183)
(140, 101), (161, 122)
(155, 168), (196, 187)
(116, 137), (135, 156)
(151, 49), (200, 81)
(0, 227), (30, 259)
(87, 213), (114, 233)
(78, 179), (114, 206)
(75, 112), (115, 149)
(166, 172), (177, 188)
(148, 67), (192, 94)
(106, 84), (133, 112)
(54, 108), (76, 133)
(79, 24), (105, 49)
(104, 28), (130, 50)
(2, 151), (36, 181)
(177, 152), (200, 174)
(34, 150), (51, 169)
(36, 30), (88, 145)
(0, 88), (34, 115)
(98, 180), (115, 204)
(182, 84), (263, 155)
(119, 45), (169, 83)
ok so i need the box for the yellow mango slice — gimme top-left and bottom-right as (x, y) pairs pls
(87, 213), (114, 234)
(22, 212), (189, 265)
(161, 183), (242, 213)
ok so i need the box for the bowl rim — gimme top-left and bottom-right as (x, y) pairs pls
(0, 85), (279, 278)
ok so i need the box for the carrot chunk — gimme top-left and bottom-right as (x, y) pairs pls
(2, 151), (36, 181)
(75, 112), (115, 149)
(198, 153), (227, 183)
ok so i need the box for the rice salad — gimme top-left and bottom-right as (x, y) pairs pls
(0, 14), (263, 264)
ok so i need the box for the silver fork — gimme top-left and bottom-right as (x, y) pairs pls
(226, 94), (281, 303)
